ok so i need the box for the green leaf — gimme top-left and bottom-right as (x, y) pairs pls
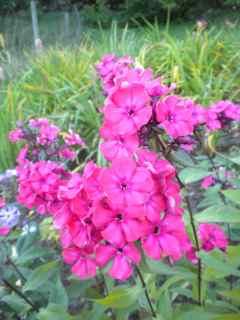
(49, 275), (68, 308)
(93, 286), (142, 309)
(195, 205), (240, 224)
(23, 260), (59, 292)
(153, 275), (185, 299)
(214, 315), (240, 320)
(146, 259), (195, 279)
(222, 190), (240, 206)
(219, 289), (240, 305)
(175, 307), (215, 320)
(17, 246), (52, 265)
(179, 168), (209, 184)
(2, 293), (31, 314)
(199, 250), (240, 279)
(37, 304), (76, 320)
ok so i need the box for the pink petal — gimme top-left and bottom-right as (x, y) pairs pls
(72, 258), (96, 279)
(95, 244), (116, 267)
(123, 244), (141, 264)
(121, 218), (143, 242)
(108, 255), (133, 280)
(142, 234), (161, 260)
(101, 221), (125, 247)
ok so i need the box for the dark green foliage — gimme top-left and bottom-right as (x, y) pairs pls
(0, 0), (240, 24)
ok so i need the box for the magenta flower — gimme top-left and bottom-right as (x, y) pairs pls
(100, 122), (139, 161)
(104, 83), (152, 135)
(201, 176), (215, 189)
(100, 157), (153, 208)
(0, 226), (10, 236)
(156, 96), (195, 138)
(142, 215), (190, 262)
(29, 118), (60, 145)
(17, 160), (66, 215)
(8, 128), (24, 143)
(64, 131), (85, 147)
(63, 247), (96, 279)
(198, 223), (228, 252)
(59, 147), (77, 160)
(96, 243), (141, 280)
(92, 197), (144, 247)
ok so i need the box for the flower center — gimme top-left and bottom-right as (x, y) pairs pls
(154, 226), (160, 235)
(116, 213), (123, 221)
(128, 109), (135, 116)
(120, 183), (128, 191)
(167, 113), (174, 122)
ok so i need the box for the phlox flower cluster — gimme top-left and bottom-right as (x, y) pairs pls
(10, 54), (232, 281)
(9, 118), (85, 162)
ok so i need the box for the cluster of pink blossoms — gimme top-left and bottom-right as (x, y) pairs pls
(9, 119), (84, 215)
(10, 54), (232, 280)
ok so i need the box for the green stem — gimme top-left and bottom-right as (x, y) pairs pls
(156, 135), (202, 305)
(166, 6), (171, 33)
(135, 266), (157, 318)
(1, 278), (39, 311)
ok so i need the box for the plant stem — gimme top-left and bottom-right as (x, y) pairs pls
(98, 272), (116, 320)
(156, 135), (202, 305)
(135, 266), (157, 318)
(184, 193), (202, 305)
(166, 6), (171, 33)
(7, 258), (27, 283)
(2, 278), (39, 311)
(2, 240), (27, 283)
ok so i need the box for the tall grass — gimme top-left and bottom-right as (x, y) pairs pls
(0, 84), (23, 170)
(140, 25), (240, 105)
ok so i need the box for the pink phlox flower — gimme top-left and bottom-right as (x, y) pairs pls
(100, 157), (154, 208)
(8, 128), (24, 143)
(63, 246), (96, 279)
(156, 96), (195, 138)
(201, 175), (215, 189)
(198, 223), (228, 252)
(59, 147), (77, 160)
(142, 214), (189, 262)
(92, 197), (144, 247)
(0, 226), (10, 236)
(17, 160), (65, 215)
(103, 83), (152, 135)
(64, 130), (85, 147)
(100, 122), (139, 161)
(60, 215), (96, 249)
(96, 242), (141, 280)
(29, 118), (60, 145)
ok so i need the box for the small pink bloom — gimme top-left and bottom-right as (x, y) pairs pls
(156, 96), (195, 139)
(100, 157), (153, 208)
(100, 122), (139, 161)
(63, 247), (96, 280)
(0, 226), (10, 236)
(104, 83), (152, 135)
(198, 223), (228, 252)
(65, 131), (85, 147)
(96, 243), (141, 281)
(59, 147), (77, 160)
(201, 176), (215, 189)
(8, 128), (24, 143)
(142, 215), (190, 262)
